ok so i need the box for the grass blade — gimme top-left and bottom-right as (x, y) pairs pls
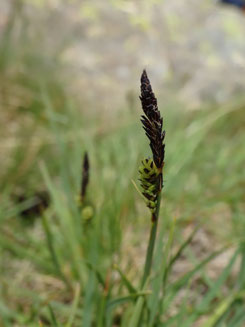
(114, 264), (137, 294)
(182, 248), (240, 326)
(66, 283), (81, 327)
(48, 304), (60, 327)
(42, 214), (71, 290)
(201, 291), (245, 327)
(107, 291), (151, 312)
(164, 225), (199, 284)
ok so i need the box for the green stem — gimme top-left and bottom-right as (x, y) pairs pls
(129, 193), (162, 327)
(141, 192), (162, 289)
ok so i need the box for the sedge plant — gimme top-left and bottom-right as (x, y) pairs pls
(78, 152), (94, 222)
(139, 70), (165, 287)
(129, 70), (165, 326)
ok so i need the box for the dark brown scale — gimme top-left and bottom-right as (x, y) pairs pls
(149, 173), (157, 179)
(143, 192), (155, 201)
(144, 176), (155, 183)
(148, 171), (157, 177)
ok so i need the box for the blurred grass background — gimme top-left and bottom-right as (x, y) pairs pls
(0, 0), (245, 326)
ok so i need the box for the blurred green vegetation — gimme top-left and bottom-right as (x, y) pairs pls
(0, 0), (245, 326)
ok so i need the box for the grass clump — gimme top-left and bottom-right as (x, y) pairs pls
(0, 66), (245, 326)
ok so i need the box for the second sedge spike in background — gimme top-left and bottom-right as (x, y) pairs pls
(80, 152), (90, 203)
(79, 152), (94, 221)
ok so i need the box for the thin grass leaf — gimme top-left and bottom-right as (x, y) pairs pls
(107, 291), (151, 312)
(237, 243), (245, 289)
(201, 293), (236, 327)
(198, 249), (240, 312)
(0, 235), (55, 274)
(82, 272), (96, 327)
(114, 264), (137, 294)
(227, 304), (245, 327)
(97, 293), (107, 327)
(168, 246), (229, 293)
(162, 246), (229, 313)
(182, 248), (240, 327)
(164, 225), (199, 283)
(201, 291), (245, 327)
(131, 179), (147, 202)
(42, 214), (71, 290)
(66, 283), (81, 327)
(40, 161), (87, 284)
(84, 261), (105, 288)
(128, 295), (145, 327)
(128, 278), (150, 327)
(48, 304), (60, 327)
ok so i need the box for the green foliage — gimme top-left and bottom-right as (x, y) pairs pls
(1, 2), (245, 326)
(1, 87), (244, 326)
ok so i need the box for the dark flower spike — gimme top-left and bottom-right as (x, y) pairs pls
(131, 70), (166, 318)
(80, 152), (90, 202)
(140, 70), (165, 172)
(140, 70), (165, 171)
(138, 70), (165, 220)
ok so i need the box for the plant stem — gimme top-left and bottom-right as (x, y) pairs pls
(141, 192), (162, 289)
(128, 193), (162, 327)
